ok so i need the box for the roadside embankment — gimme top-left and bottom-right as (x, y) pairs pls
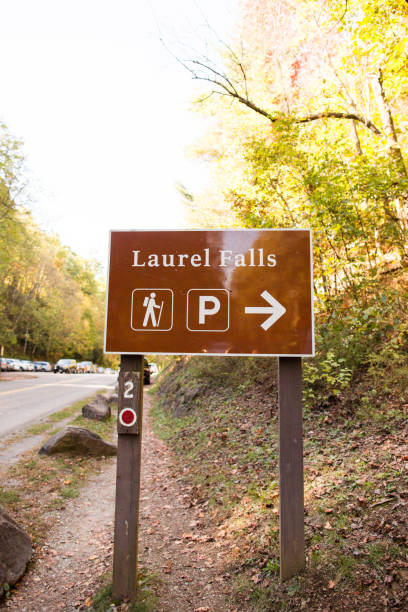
(152, 355), (408, 611)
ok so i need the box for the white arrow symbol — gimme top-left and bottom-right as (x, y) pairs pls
(244, 290), (286, 331)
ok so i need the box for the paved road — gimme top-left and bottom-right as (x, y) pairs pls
(0, 372), (117, 437)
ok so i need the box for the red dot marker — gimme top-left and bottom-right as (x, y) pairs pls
(119, 408), (137, 427)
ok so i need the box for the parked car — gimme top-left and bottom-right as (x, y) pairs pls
(0, 358), (9, 371)
(77, 361), (95, 373)
(54, 358), (77, 373)
(3, 358), (15, 371)
(33, 361), (52, 372)
(20, 360), (34, 371)
(144, 359), (151, 385)
(149, 362), (158, 375)
(7, 358), (23, 371)
(76, 361), (87, 373)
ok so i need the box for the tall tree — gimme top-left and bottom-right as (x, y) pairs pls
(0, 123), (108, 363)
(181, 0), (408, 304)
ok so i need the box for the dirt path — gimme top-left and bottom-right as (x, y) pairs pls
(3, 392), (235, 612)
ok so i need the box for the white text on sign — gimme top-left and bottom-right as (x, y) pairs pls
(132, 248), (276, 269)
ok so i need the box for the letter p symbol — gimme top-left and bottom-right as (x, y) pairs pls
(199, 296), (220, 324)
(187, 289), (229, 332)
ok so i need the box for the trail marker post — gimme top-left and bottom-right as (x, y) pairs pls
(105, 229), (314, 599)
(112, 354), (144, 601)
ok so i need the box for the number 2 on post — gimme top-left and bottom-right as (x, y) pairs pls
(124, 381), (134, 398)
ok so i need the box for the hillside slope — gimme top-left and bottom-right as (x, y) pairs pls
(152, 356), (408, 611)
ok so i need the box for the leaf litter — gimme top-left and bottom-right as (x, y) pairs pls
(2, 391), (236, 611)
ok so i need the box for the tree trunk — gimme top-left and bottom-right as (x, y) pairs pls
(350, 120), (362, 156)
(372, 69), (408, 260)
(372, 69), (407, 177)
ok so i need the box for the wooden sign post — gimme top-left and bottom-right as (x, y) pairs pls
(278, 357), (304, 580)
(105, 229), (314, 597)
(112, 354), (144, 601)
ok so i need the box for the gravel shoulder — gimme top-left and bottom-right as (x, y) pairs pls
(2, 391), (235, 612)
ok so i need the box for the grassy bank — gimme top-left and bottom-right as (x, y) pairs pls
(0, 394), (117, 547)
(90, 570), (158, 612)
(152, 356), (408, 611)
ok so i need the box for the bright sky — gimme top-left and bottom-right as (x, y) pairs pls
(0, 0), (238, 267)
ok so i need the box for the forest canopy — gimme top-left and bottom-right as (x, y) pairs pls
(0, 123), (109, 364)
(178, 0), (408, 404)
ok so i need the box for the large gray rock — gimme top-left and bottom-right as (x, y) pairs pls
(0, 506), (32, 597)
(82, 395), (111, 421)
(106, 391), (118, 405)
(38, 426), (117, 457)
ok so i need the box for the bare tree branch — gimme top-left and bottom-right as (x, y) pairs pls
(161, 24), (383, 137)
(187, 59), (240, 97)
(192, 69), (383, 134)
(296, 112), (382, 135)
(339, 0), (348, 23)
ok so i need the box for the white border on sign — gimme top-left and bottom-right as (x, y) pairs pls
(104, 228), (315, 358)
(310, 228), (315, 356)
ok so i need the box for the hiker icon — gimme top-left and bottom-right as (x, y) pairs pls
(131, 289), (174, 332)
(142, 292), (164, 328)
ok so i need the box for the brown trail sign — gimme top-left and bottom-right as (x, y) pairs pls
(105, 229), (314, 598)
(105, 229), (313, 356)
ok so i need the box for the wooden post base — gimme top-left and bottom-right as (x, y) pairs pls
(278, 356), (305, 581)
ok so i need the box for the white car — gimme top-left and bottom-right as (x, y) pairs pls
(7, 358), (22, 371)
(149, 363), (158, 375)
(20, 360), (34, 371)
(33, 361), (52, 372)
